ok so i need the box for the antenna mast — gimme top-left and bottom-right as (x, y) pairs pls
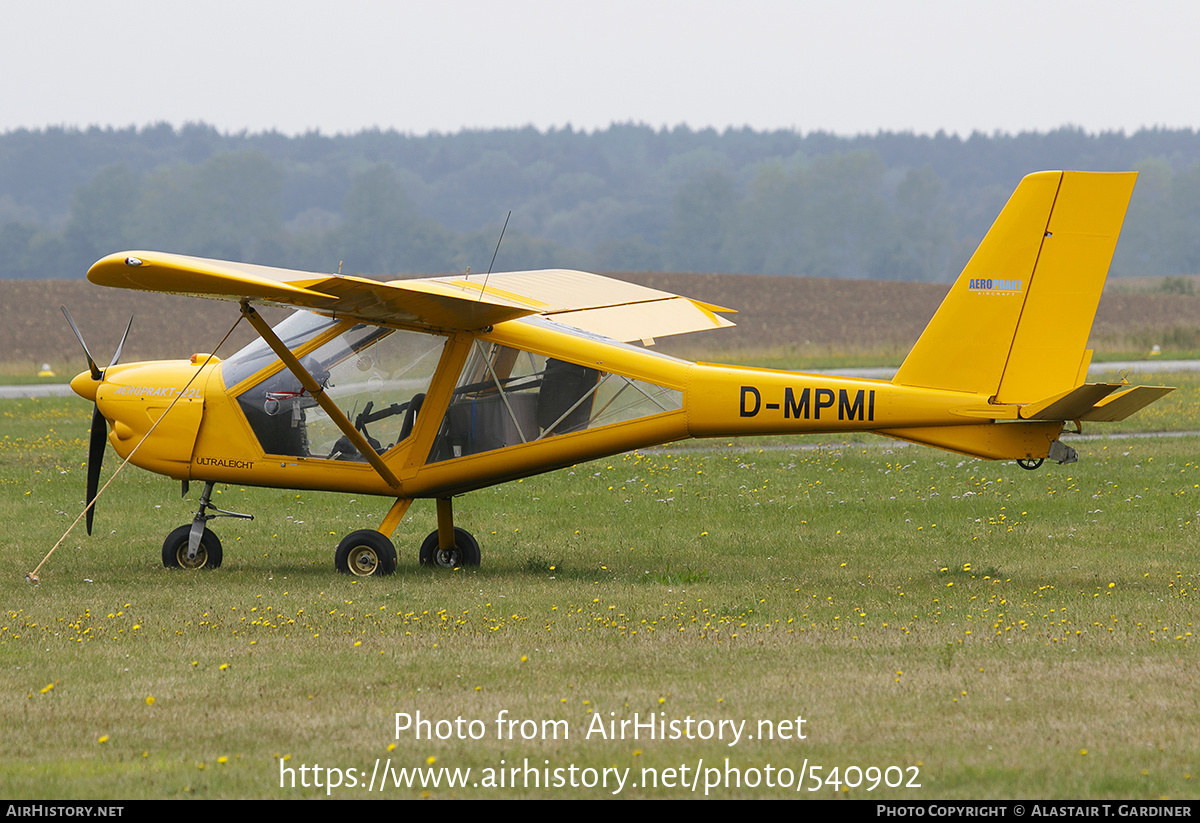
(478, 211), (511, 301)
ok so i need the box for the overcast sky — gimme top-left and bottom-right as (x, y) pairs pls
(4, 0), (1197, 138)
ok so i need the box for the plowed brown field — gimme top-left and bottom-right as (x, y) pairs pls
(4, 273), (1199, 373)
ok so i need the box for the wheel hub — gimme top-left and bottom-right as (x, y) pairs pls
(177, 545), (207, 569)
(349, 547), (379, 575)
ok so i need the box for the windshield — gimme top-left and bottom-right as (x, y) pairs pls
(222, 310), (338, 390)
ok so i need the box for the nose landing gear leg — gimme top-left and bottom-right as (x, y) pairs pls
(163, 481), (254, 569)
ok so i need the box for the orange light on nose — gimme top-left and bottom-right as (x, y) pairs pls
(190, 353), (221, 365)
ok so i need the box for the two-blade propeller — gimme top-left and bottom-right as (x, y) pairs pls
(61, 306), (133, 535)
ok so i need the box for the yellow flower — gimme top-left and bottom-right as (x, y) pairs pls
(145, 696), (155, 706)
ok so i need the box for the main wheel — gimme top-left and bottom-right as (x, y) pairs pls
(419, 527), (481, 568)
(335, 529), (398, 576)
(163, 524), (223, 570)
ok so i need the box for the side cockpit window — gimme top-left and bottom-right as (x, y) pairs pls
(427, 340), (681, 463)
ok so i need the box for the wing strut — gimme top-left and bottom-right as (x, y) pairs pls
(240, 302), (400, 489)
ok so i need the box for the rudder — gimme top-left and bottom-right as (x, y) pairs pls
(993, 172), (1137, 403)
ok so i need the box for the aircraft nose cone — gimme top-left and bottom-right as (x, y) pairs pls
(71, 370), (100, 402)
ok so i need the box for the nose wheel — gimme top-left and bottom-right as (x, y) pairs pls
(162, 481), (252, 569)
(163, 525), (223, 569)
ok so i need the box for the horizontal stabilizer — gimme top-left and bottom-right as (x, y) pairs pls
(1019, 383), (1122, 420)
(1079, 385), (1175, 422)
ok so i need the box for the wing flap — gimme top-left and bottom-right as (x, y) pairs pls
(440, 269), (735, 340)
(542, 297), (736, 342)
(433, 269), (677, 311)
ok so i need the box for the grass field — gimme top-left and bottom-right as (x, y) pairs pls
(2, 391), (1197, 800)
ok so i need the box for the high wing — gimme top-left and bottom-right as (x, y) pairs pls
(87, 252), (735, 342)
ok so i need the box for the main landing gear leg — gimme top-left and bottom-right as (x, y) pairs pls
(419, 497), (480, 568)
(378, 498), (412, 538)
(437, 498), (455, 555)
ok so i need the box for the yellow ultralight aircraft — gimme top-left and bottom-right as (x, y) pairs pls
(65, 171), (1172, 576)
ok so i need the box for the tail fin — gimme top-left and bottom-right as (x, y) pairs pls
(893, 171), (1137, 402)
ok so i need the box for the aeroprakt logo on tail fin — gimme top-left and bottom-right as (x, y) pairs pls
(967, 278), (1023, 294)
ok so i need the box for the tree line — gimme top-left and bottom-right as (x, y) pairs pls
(2, 122), (1199, 280)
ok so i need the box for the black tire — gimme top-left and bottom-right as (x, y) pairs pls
(418, 527), (481, 568)
(162, 524), (223, 570)
(335, 529), (398, 576)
